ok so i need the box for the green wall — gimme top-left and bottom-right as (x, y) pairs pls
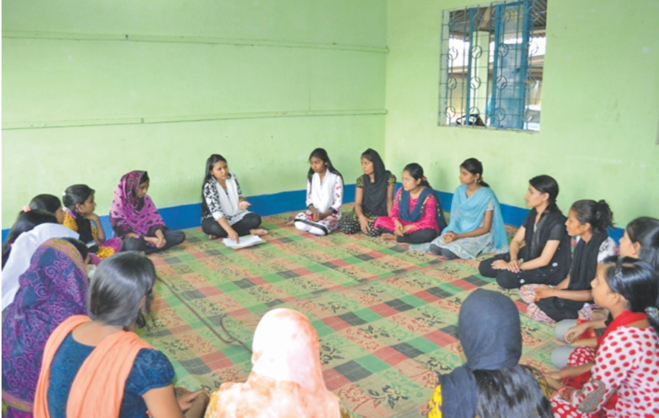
(385, 0), (659, 226)
(2, 1), (388, 228)
(5, 0), (659, 231)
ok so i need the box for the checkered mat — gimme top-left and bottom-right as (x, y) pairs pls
(139, 212), (558, 418)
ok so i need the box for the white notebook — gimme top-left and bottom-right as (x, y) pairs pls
(222, 235), (265, 249)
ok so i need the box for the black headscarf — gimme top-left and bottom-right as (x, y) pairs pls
(440, 290), (522, 418)
(361, 149), (391, 217)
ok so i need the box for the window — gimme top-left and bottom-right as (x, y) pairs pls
(438, 0), (547, 131)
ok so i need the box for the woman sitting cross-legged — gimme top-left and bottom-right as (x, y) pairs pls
(110, 171), (186, 254)
(478, 175), (571, 289)
(372, 163), (446, 244)
(427, 289), (552, 418)
(519, 199), (615, 323)
(33, 252), (205, 418)
(339, 148), (396, 235)
(201, 154), (266, 242)
(422, 158), (508, 259)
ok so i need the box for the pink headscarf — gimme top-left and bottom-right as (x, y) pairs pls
(205, 309), (340, 418)
(109, 171), (165, 238)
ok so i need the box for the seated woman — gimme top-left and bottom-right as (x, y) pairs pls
(548, 257), (659, 417)
(373, 163), (446, 244)
(34, 252), (204, 418)
(28, 194), (66, 223)
(2, 238), (89, 418)
(201, 154), (266, 242)
(63, 184), (123, 263)
(478, 175), (571, 289)
(520, 200), (616, 324)
(2, 211), (79, 311)
(294, 148), (344, 236)
(110, 171), (185, 254)
(339, 149), (395, 235)
(548, 216), (659, 376)
(425, 158), (508, 259)
(204, 308), (352, 418)
(427, 289), (552, 418)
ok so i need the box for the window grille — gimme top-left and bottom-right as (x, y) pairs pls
(438, 0), (547, 131)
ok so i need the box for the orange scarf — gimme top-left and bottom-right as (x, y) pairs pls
(34, 315), (154, 418)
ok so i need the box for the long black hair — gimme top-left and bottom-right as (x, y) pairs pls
(63, 184), (95, 214)
(403, 163), (431, 189)
(461, 158), (490, 188)
(201, 154), (227, 216)
(602, 255), (659, 335)
(87, 252), (157, 329)
(307, 148), (342, 183)
(529, 175), (561, 214)
(625, 217), (659, 270)
(570, 200), (614, 235)
(29, 194), (62, 214)
(474, 368), (552, 418)
(2, 210), (58, 267)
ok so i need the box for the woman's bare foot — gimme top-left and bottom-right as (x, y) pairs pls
(208, 234), (218, 240)
(381, 233), (397, 242)
(250, 229), (268, 236)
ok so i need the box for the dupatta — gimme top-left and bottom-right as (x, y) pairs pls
(563, 310), (647, 409)
(442, 185), (508, 251)
(33, 315), (154, 418)
(205, 309), (340, 418)
(110, 171), (165, 237)
(398, 188), (447, 229)
(361, 149), (391, 217)
(2, 239), (88, 414)
(1, 223), (78, 311)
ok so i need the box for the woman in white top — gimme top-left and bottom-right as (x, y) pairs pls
(294, 148), (344, 236)
(201, 154), (267, 242)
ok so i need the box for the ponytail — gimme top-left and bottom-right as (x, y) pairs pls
(529, 175), (561, 214)
(461, 158), (490, 188)
(570, 199), (614, 235)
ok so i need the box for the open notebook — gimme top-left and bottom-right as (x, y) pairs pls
(222, 235), (265, 249)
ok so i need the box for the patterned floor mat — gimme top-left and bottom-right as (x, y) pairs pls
(139, 212), (558, 417)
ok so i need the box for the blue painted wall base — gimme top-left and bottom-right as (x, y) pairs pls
(1, 184), (623, 244)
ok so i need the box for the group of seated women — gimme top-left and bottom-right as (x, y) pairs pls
(2, 147), (658, 417)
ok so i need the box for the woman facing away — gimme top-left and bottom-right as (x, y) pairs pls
(520, 199), (616, 323)
(200, 154), (266, 242)
(372, 163), (447, 244)
(478, 175), (571, 289)
(27, 194), (66, 224)
(204, 308), (351, 418)
(421, 158), (508, 259)
(427, 289), (552, 418)
(110, 171), (185, 254)
(294, 148), (344, 236)
(2, 211), (79, 312)
(33, 252), (204, 418)
(2, 238), (89, 418)
(339, 148), (396, 235)
(62, 184), (123, 263)
(548, 256), (659, 418)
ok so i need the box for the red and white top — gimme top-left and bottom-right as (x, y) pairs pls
(553, 325), (659, 418)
